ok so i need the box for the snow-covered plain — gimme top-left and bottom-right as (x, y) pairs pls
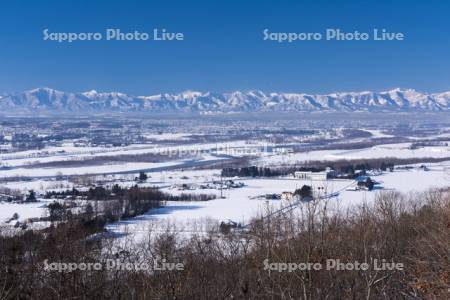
(0, 141), (247, 168)
(0, 154), (228, 178)
(0, 201), (48, 224)
(0, 161), (182, 178)
(258, 142), (450, 166)
(0, 139), (265, 181)
(2, 138), (450, 240)
(2, 140), (449, 180)
(106, 163), (450, 242)
(2, 162), (449, 238)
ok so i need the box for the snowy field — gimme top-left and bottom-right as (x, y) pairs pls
(0, 140), (254, 168)
(0, 154), (227, 178)
(1, 138), (449, 240)
(106, 162), (450, 242)
(1, 162), (449, 238)
(258, 142), (450, 166)
(1, 140), (449, 180)
(0, 139), (265, 178)
(0, 201), (49, 223)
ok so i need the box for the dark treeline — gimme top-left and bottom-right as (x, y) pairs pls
(292, 156), (450, 172)
(44, 185), (216, 222)
(221, 163), (375, 178)
(166, 193), (216, 202)
(0, 189), (448, 299)
(222, 166), (285, 177)
(221, 156), (450, 178)
(44, 185), (165, 201)
(44, 184), (215, 202)
(44, 185), (164, 222)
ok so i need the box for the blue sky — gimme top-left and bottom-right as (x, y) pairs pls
(1, 0), (450, 95)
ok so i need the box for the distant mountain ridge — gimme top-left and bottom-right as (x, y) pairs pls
(1, 87), (450, 113)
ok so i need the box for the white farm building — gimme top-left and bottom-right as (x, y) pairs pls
(294, 168), (335, 181)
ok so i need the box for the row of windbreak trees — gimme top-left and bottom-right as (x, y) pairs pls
(1, 188), (449, 299)
(98, 185), (215, 220)
(220, 156), (450, 178)
(98, 185), (165, 221)
(220, 159), (397, 178)
(43, 185), (165, 222)
(220, 163), (383, 178)
(44, 185), (216, 222)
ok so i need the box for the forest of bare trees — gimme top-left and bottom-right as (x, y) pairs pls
(1, 188), (449, 299)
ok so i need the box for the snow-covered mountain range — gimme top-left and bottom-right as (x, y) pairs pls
(1, 87), (449, 114)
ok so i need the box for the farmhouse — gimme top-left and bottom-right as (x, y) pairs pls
(356, 176), (375, 191)
(294, 171), (312, 180)
(294, 168), (335, 181)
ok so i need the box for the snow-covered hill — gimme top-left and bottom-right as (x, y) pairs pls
(1, 87), (449, 113)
